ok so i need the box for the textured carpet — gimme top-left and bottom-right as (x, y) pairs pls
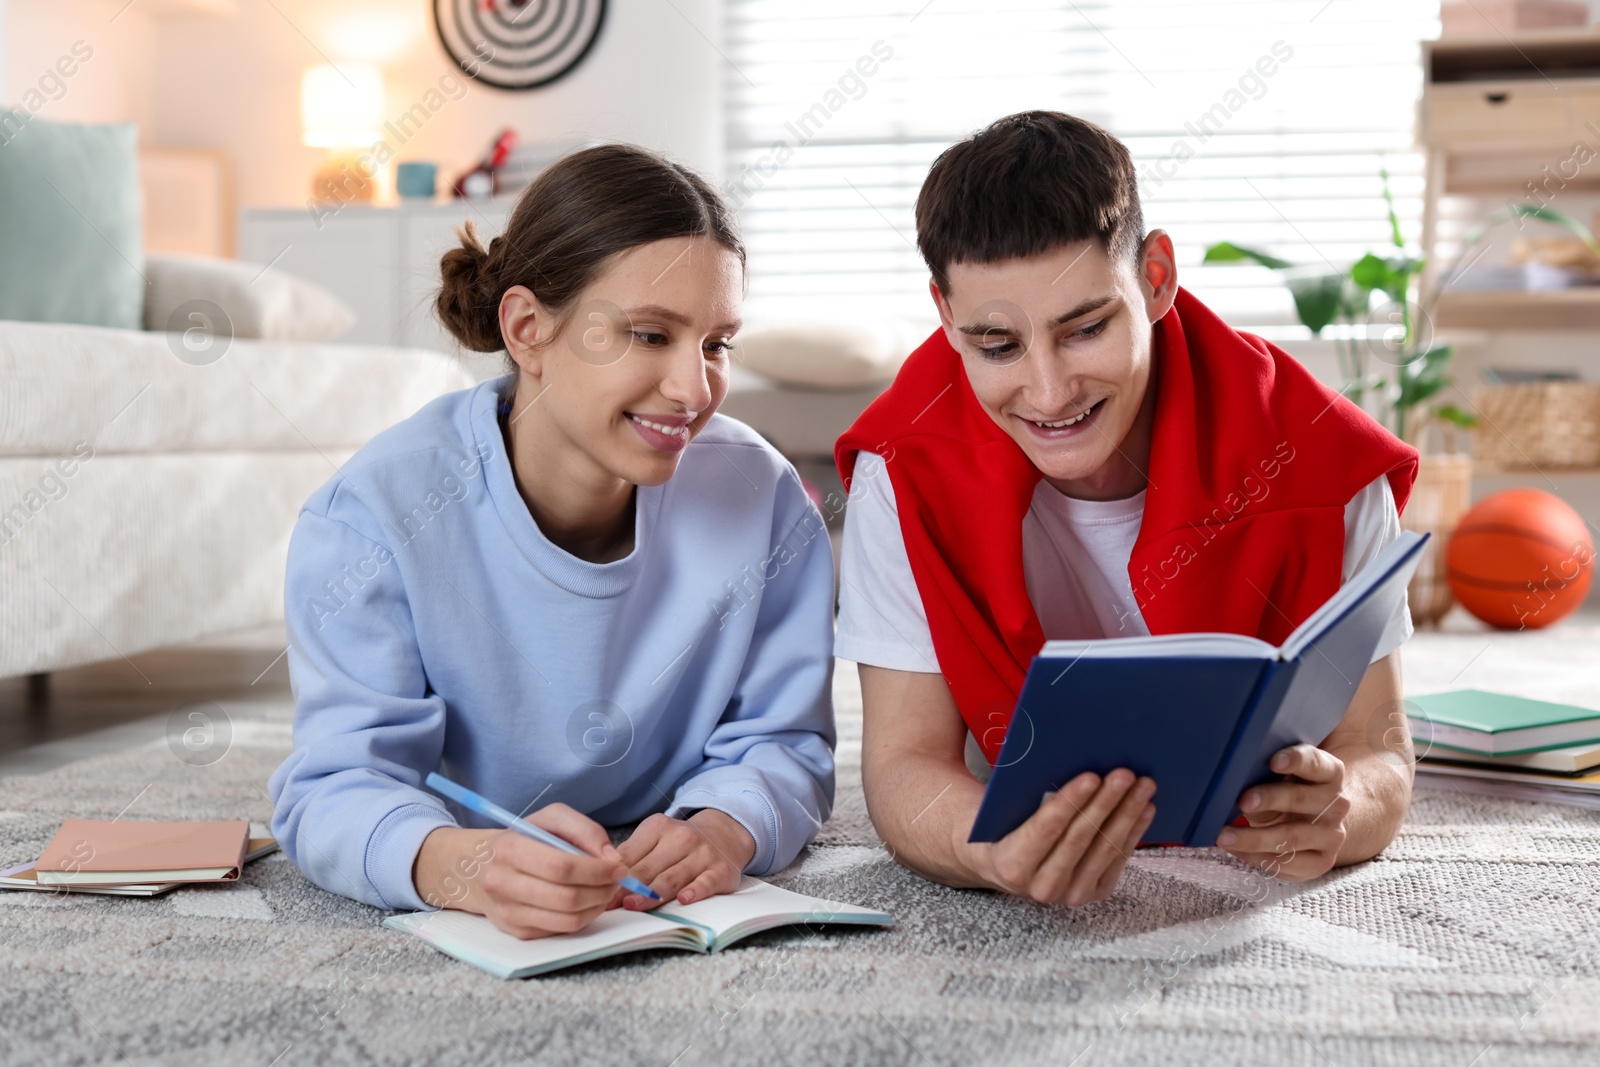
(4, 619), (1600, 1066)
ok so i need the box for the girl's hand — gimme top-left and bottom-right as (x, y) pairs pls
(1217, 744), (1352, 882)
(481, 804), (630, 938)
(416, 803), (628, 940)
(613, 809), (756, 909)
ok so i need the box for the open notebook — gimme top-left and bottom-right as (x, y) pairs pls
(384, 877), (893, 979)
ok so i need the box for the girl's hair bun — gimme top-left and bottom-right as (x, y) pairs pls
(435, 218), (506, 352)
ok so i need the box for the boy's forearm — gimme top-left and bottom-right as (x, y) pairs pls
(1323, 651), (1411, 867)
(857, 663), (1009, 891)
(863, 750), (994, 889)
(1330, 743), (1413, 866)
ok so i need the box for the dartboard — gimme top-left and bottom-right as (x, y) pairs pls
(433, 0), (607, 91)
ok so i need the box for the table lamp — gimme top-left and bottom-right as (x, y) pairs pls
(301, 63), (384, 203)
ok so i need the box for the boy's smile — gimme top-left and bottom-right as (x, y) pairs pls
(931, 233), (1176, 501)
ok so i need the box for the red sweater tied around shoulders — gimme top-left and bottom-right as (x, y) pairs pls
(835, 287), (1418, 766)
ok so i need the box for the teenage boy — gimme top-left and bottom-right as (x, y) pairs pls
(834, 111), (1418, 908)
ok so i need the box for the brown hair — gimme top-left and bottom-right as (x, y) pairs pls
(915, 110), (1144, 295)
(436, 143), (745, 353)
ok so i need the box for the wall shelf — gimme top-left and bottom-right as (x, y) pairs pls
(1434, 287), (1600, 329)
(1472, 463), (1600, 477)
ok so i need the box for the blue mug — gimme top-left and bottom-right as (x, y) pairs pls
(396, 161), (437, 199)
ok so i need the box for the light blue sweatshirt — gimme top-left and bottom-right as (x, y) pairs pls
(266, 375), (836, 912)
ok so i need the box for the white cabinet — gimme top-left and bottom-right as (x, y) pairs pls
(239, 198), (515, 352)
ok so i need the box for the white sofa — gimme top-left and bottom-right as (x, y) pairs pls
(0, 319), (474, 679)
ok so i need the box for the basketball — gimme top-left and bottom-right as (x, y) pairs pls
(1445, 489), (1594, 630)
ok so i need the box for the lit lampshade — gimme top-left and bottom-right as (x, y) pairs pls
(301, 63), (384, 203)
(300, 63), (384, 149)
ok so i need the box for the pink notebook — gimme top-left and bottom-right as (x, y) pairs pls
(34, 818), (249, 886)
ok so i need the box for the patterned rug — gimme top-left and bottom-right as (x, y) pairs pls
(4, 619), (1600, 1066)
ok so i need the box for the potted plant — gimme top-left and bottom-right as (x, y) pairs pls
(1201, 172), (1598, 623)
(1203, 167), (1478, 440)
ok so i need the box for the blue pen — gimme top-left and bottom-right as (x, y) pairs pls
(424, 772), (659, 901)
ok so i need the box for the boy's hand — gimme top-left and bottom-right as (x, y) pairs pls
(1217, 743), (1352, 882)
(612, 809), (756, 909)
(968, 768), (1156, 906)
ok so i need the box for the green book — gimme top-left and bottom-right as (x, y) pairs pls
(1407, 690), (1600, 756)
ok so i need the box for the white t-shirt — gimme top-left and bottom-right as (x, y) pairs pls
(835, 450), (1412, 673)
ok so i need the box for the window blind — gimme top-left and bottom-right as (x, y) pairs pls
(724, 0), (1441, 335)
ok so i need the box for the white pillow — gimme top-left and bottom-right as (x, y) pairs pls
(143, 252), (356, 342)
(735, 319), (921, 389)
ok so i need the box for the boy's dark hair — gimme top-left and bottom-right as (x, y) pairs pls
(916, 110), (1144, 295)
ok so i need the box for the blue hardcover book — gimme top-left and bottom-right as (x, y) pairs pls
(968, 530), (1428, 847)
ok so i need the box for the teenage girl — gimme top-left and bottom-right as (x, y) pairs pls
(268, 144), (836, 938)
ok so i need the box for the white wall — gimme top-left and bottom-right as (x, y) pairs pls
(144, 0), (724, 208)
(2, 0), (152, 129)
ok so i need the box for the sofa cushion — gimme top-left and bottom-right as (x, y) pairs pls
(143, 253), (357, 342)
(718, 363), (888, 458)
(735, 319), (918, 389)
(0, 118), (143, 330)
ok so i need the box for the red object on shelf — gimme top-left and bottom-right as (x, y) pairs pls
(453, 128), (518, 198)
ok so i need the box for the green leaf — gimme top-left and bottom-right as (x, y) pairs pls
(1399, 376), (1447, 408)
(1380, 163), (1405, 251)
(1349, 253), (1392, 292)
(1393, 344), (1458, 412)
(1383, 257), (1424, 297)
(1338, 277), (1372, 321)
(1417, 342), (1454, 373)
(1284, 271), (1346, 334)
(1401, 343), (1453, 378)
(1203, 241), (1295, 270)
(1434, 403), (1478, 428)
(1351, 253), (1423, 303)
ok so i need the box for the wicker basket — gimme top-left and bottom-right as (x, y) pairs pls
(1471, 381), (1600, 469)
(1401, 453), (1473, 626)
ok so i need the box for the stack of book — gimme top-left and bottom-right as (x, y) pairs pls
(0, 818), (277, 897)
(1410, 690), (1600, 811)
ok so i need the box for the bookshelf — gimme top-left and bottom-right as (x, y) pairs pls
(1433, 287), (1600, 329)
(1420, 29), (1600, 329)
